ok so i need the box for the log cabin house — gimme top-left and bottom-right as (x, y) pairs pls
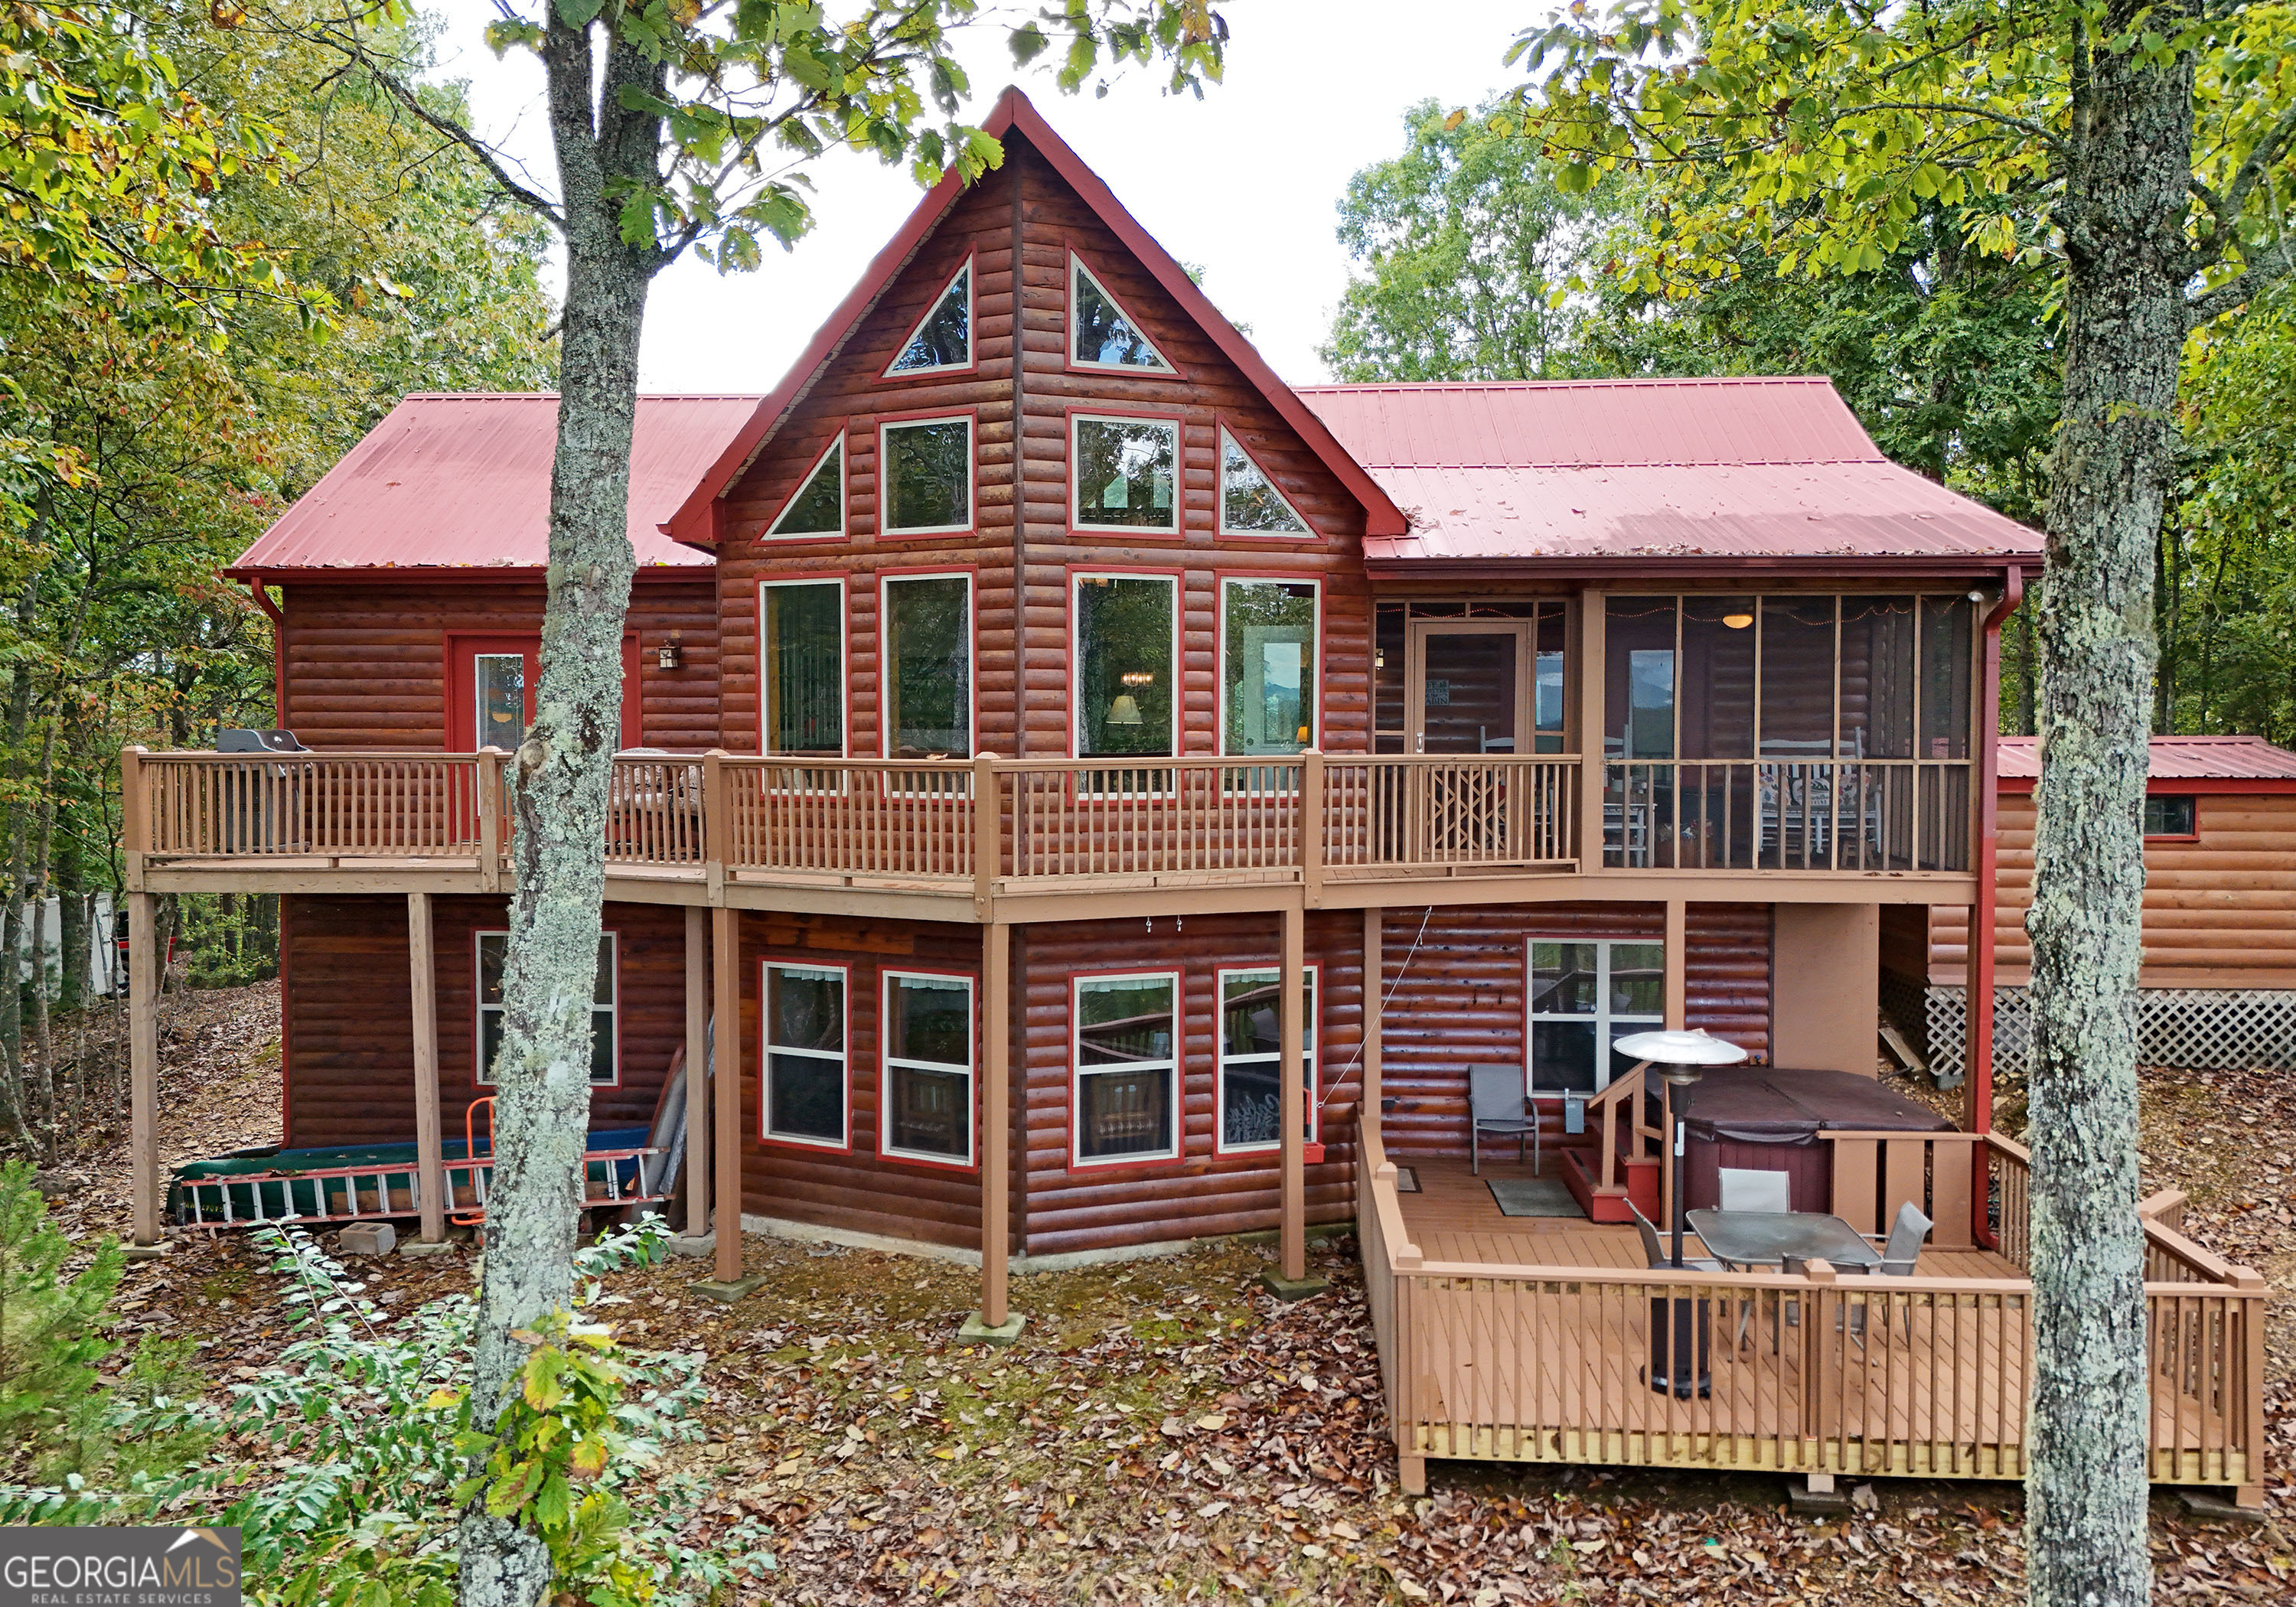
(1898, 732), (2296, 1077)
(119, 88), (2266, 1504)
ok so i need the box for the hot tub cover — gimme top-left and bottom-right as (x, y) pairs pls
(1661, 1066), (1954, 1146)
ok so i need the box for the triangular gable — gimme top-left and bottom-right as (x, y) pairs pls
(662, 86), (1405, 545)
(1068, 251), (1175, 373)
(884, 256), (974, 376)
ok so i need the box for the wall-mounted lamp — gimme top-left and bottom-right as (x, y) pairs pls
(657, 631), (684, 671)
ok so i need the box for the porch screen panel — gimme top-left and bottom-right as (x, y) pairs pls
(1076, 575), (1176, 759)
(764, 582), (844, 758)
(1758, 596), (1838, 757)
(1533, 606), (1569, 753)
(884, 575), (972, 758)
(1919, 595), (1975, 870)
(1839, 597), (1917, 760)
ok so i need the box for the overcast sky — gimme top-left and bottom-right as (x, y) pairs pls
(428, 2), (1537, 393)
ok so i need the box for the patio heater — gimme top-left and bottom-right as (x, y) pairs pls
(1613, 1028), (1750, 1397)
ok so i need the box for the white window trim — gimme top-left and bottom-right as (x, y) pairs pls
(877, 414), (974, 536)
(1215, 963), (1319, 1156)
(1070, 412), (1182, 535)
(1216, 425), (1313, 538)
(758, 577), (849, 761)
(1071, 970), (1182, 1168)
(878, 570), (976, 764)
(762, 960), (850, 1149)
(1069, 571), (1181, 761)
(879, 970), (977, 1166)
(881, 259), (974, 378)
(765, 434), (845, 540)
(1525, 937), (1665, 1100)
(1216, 575), (1321, 759)
(475, 930), (618, 1088)
(1068, 251), (1175, 373)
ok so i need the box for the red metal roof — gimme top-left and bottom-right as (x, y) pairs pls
(1296, 379), (2044, 572)
(229, 393), (762, 575)
(1998, 734), (2296, 786)
(659, 86), (1407, 546)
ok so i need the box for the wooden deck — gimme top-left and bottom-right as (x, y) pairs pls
(1358, 1137), (2268, 1498)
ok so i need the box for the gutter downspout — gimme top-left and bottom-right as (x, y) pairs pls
(1969, 564), (2025, 1139)
(244, 573), (288, 730)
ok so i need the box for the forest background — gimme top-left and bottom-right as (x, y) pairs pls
(5, 5), (2292, 1159)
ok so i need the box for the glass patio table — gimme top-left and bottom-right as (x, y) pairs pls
(1685, 1209), (1883, 1271)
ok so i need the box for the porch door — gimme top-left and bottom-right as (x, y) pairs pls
(446, 634), (643, 752)
(1405, 622), (1529, 859)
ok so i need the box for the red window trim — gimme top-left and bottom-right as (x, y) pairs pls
(1065, 564), (1187, 770)
(758, 423), (850, 546)
(442, 631), (639, 751)
(1213, 569), (1325, 761)
(1064, 243), (1186, 380)
(758, 955), (854, 1156)
(876, 249), (980, 383)
(1212, 961), (1322, 1157)
(472, 925), (622, 1090)
(756, 573), (850, 763)
(1067, 965), (1189, 1175)
(878, 965), (981, 1173)
(1214, 413), (1326, 543)
(2142, 793), (2202, 843)
(873, 564), (981, 768)
(1065, 403), (1190, 543)
(873, 406), (981, 541)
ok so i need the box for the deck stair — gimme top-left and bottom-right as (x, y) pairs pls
(1554, 1065), (1665, 1224)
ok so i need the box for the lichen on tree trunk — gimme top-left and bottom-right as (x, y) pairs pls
(2024, 10), (2193, 1606)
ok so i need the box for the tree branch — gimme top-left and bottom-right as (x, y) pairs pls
(2185, 237), (2296, 325)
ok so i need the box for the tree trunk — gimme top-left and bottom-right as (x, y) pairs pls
(455, 16), (666, 1607)
(2024, 12), (2192, 1607)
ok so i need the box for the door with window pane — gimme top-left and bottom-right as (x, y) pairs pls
(1407, 622), (1528, 859)
(1528, 939), (1665, 1097)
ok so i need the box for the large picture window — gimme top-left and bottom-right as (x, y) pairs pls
(1221, 579), (1317, 756)
(1072, 414), (1179, 533)
(477, 932), (617, 1087)
(763, 963), (847, 1148)
(882, 573), (972, 759)
(882, 971), (974, 1165)
(1073, 573), (1176, 761)
(880, 416), (972, 535)
(761, 580), (845, 758)
(1527, 939), (1662, 1097)
(1073, 972), (1179, 1165)
(1217, 966), (1316, 1152)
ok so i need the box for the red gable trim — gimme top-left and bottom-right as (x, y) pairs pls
(661, 86), (1407, 546)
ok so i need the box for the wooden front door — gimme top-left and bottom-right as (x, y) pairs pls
(1407, 621), (1530, 755)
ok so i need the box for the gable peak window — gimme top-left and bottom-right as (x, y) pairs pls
(478, 931), (618, 1087)
(1072, 414), (1179, 533)
(885, 261), (971, 375)
(768, 435), (843, 539)
(1071, 253), (1174, 372)
(880, 416), (973, 534)
(1219, 429), (1309, 536)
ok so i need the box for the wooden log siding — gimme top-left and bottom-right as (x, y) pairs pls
(1378, 902), (1772, 1156)
(277, 579), (719, 751)
(1017, 910), (1367, 1258)
(280, 895), (689, 1148)
(711, 136), (1374, 774)
(729, 911), (987, 1251)
(1926, 790), (2296, 988)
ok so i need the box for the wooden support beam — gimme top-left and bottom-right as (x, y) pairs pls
(981, 921), (1011, 1326)
(1664, 897), (1688, 1029)
(685, 905), (710, 1239)
(407, 892), (445, 1244)
(1362, 907), (1383, 1126)
(1280, 902), (1306, 1283)
(1577, 595), (1606, 869)
(711, 905), (742, 1284)
(129, 891), (160, 1246)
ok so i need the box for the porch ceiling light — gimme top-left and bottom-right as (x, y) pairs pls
(1721, 611), (1754, 630)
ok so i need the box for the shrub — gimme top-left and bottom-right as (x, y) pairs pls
(0, 1159), (125, 1478)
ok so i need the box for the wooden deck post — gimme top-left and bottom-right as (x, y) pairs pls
(1277, 901), (1309, 1285)
(1663, 897), (1687, 1028)
(128, 890), (161, 1247)
(703, 749), (729, 903)
(710, 905), (742, 1285)
(1300, 749), (1325, 907)
(1362, 907), (1383, 1127)
(973, 752), (999, 913)
(121, 745), (148, 886)
(476, 748), (504, 892)
(407, 892), (445, 1244)
(684, 905), (709, 1240)
(981, 921), (1012, 1326)
(1577, 595), (1606, 869)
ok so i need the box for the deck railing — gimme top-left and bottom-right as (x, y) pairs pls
(127, 747), (1979, 894)
(1603, 758), (1972, 872)
(1360, 1139), (2265, 1495)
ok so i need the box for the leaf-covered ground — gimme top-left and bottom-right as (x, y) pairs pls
(54, 985), (2296, 1602)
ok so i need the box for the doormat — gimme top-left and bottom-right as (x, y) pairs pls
(1394, 1167), (1419, 1193)
(1487, 1176), (1584, 1218)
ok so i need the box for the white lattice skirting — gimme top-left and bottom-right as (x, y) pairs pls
(1926, 985), (2296, 1078)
